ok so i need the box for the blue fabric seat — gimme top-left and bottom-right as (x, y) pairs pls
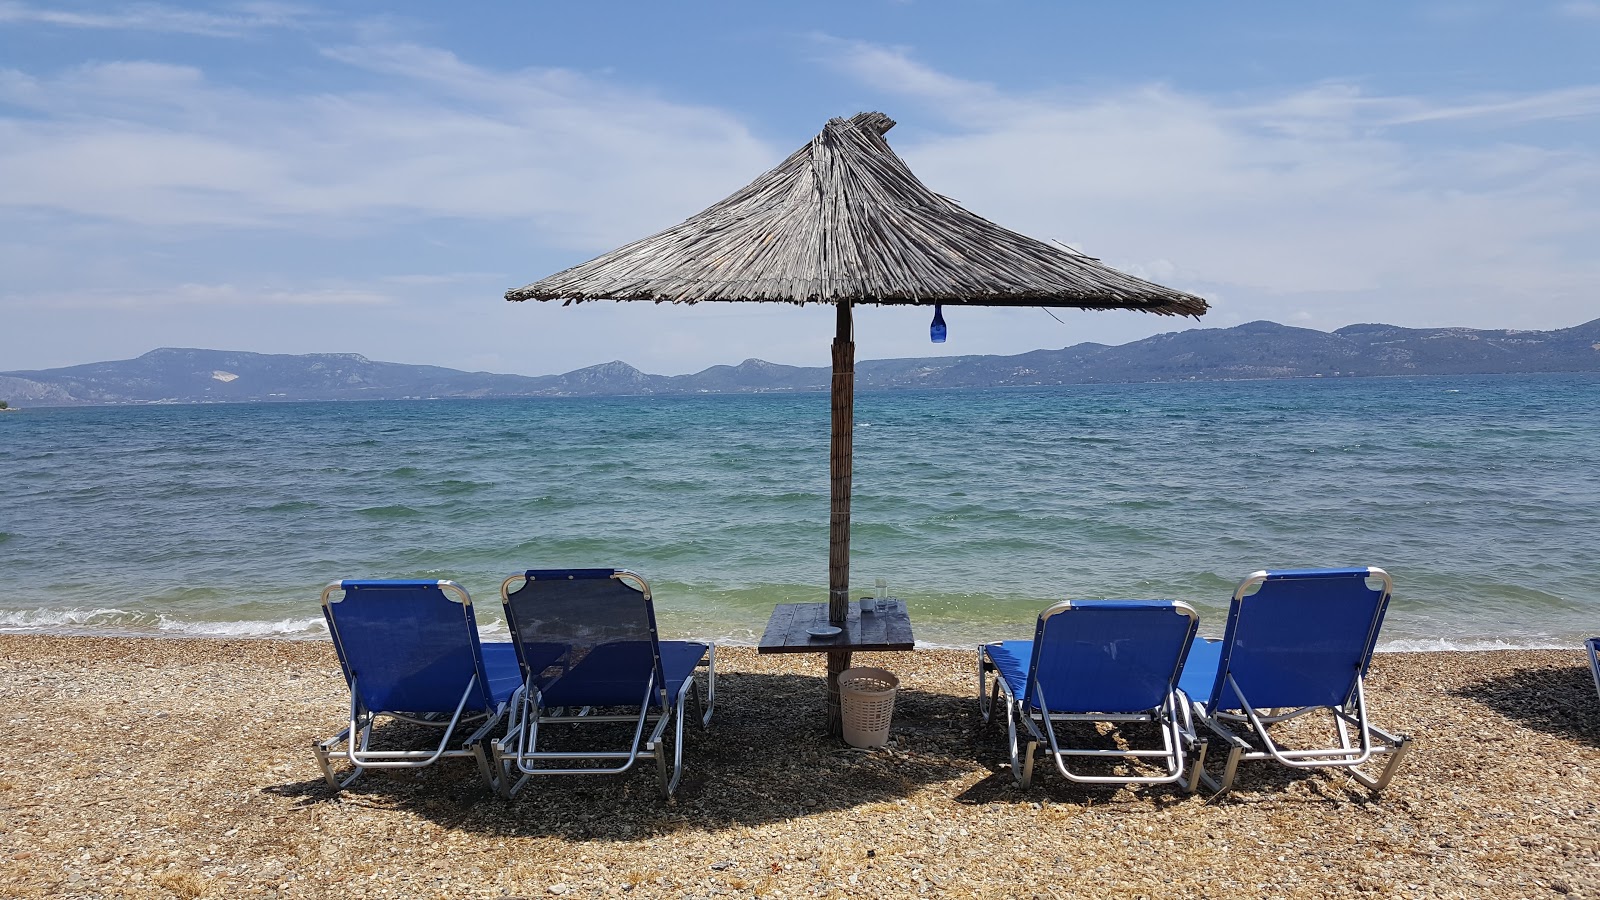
(315, 579), (522, 791)
(491, 568), (715, 798)
(1181, 567), (1412, 794)
(978, 600), (1199, 788)
(537, 640), (709, 709)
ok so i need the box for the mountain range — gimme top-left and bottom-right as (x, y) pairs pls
(3, 318), (1597, 407)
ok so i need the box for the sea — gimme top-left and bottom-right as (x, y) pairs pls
(2, 373), (1597, 652)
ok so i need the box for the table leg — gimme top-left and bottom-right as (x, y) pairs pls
(826, 649), (852, 738)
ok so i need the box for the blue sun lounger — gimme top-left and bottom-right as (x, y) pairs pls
(1587, 638), (1600, 704)
(315, 579), (522, 791)
(978, 600), (1200, 788)
(1180, 567), (1412, 794)
(490, 569), (715, 798)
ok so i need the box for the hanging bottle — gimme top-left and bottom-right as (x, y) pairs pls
(930, 304), (947, 343)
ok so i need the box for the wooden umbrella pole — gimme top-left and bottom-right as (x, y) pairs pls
(825, 299), (855, 736)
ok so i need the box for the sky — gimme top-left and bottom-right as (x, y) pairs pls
(2, 1), (1598, 377)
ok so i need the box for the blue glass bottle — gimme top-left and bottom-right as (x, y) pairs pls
(930, 304), (947, 343)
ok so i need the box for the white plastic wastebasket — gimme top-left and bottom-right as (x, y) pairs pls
(839, 667), (899, 748)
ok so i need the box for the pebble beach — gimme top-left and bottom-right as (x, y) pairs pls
(2, 635), (1597, 899)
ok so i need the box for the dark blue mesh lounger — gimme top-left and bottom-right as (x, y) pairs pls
(978, 599), (1200, 788)
(490, 569), (715, 798)
(316, 579), (522, 791)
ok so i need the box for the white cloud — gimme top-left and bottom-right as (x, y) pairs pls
(807, 35), (1020, 123)
(2, 282), (393, 311)
(1556, 1), (1600, 19)
(1383, 85), (1600, 125)
(812, 40), (1600, 335)
(379, 272), (501, 287)
(0, 46), (777, 246)
(0, 1), (311, 36)
(0, 39), (791, 371)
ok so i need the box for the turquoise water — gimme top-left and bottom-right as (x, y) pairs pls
(2, 374), (1597, 649)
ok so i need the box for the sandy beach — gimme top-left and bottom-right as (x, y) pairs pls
(1, 635), (1596, 899)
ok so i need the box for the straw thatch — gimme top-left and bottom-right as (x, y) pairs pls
(506, 112), (1207, 317)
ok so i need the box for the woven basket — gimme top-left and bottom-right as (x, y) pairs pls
(839, 667), (899, 748)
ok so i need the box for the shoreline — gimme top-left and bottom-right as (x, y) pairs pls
(2, 635), (1597, 898)
(0, 624), (1590, 655)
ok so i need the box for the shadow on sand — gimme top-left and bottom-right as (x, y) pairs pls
(263, 670), (1237, 834)
(1452, 659), (1600, 745)
(265, 671), (995, 838)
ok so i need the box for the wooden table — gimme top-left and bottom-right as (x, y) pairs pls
(758, 600), (915, 654)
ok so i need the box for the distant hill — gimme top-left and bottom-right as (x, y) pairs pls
(3, 318), (1597, 407)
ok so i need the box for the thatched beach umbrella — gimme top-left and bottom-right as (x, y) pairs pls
(507, 111), (1207, 732)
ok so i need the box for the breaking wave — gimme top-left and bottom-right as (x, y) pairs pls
(0, 607), (327, 639)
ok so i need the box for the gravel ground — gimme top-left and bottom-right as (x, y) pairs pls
(1, 635), (1597, 899)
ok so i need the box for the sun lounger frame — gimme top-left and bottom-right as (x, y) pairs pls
(315, 580), (519, 792)
(1587, 638), (1600, 704)
(978, 600), (1200, 788)
(1185, 568), (1412, 795)
(489, 569), (715, 799)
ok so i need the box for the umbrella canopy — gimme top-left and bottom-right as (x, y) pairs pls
(507, 111), (1207, 733)
(508, 111), (1207, 315)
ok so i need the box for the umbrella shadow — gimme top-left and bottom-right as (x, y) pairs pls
(265, 671), (986, 839)
(1450, 659), (1600, 746)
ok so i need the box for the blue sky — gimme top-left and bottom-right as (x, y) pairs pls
(3, 2), (1597, 376)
